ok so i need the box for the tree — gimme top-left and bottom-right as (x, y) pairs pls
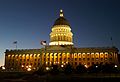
(50, 64), (59, 75)
(33, 66), (45, 76)
(64, 63), (73, 74)
(75, 64), (87, 73)
(88, 64), (101, 73)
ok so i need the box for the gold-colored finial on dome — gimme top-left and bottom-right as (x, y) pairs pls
(60, 9), (64, 17)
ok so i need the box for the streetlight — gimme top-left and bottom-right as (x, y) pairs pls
(27, 68), (31, 71)
(61, 65), (64, 68)
(114, 65), (118, 68)
(84, 65), (88, 68)
(96, 65), (98, 68)
(2, 66), (5, 70)
(46, 67), (50, 71)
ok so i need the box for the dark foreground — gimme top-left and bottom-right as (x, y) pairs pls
(1, 72), (120, 82)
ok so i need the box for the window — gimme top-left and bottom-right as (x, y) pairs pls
(92, 62), (94, 65)
(100, 62), (103, 65)
(75, 58), (77, 61)
(87, 58), (90, 60)
(44, 58), (46, 61)
(87, 62), (90, 65)
(48, 62), (49, 65)
(48, 58), (50, 61)
(79, 58), (81, 61)
(110, 58), (112, 60)
(96, 58), (99, 60)
(92, 58), (94, 60)
(101, 58), (103, 60)
(68, 58), (70, 60)
(83, 58), (85, 60)
(75, 62), (77, 65)
(60, 58), (62, 60)
(105, 58), (107, 60)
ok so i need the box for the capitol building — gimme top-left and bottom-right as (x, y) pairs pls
(5, 10), (119, 71)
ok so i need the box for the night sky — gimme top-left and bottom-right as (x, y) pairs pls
(0, 0), (120, 66)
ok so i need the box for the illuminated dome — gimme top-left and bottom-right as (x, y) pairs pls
(49, 10), (73, 45)
(53, 17), (70, 26)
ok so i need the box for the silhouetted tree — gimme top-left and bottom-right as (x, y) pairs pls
(64, 63), (73, 74)
(86, 63), (120, 73)
(33, 66), (45, 76)
(50, 64), (59, 75)
(75, 64), (87, 73)
(101, 63), (118, 73)
(88, 64), (101, 73)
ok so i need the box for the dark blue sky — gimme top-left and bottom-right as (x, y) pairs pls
(0, 0), (120, 66)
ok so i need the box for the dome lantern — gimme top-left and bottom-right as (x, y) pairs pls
(60, 9), (64, 17)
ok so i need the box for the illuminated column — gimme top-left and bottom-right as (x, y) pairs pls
(49, 53), (52, 65)
(56, 53), (58, 64)
(73, 53), (75, 66)
(70, 53), (73, 65)
(102, 53), (104, 63)
(53, 53), (55, 64)
(41, 53), (44, 65)
(57, 53), (60, 65)
(76, 53), (79, 65)
(61, 53), (63, 64)
(49, 53), (51, 66)
(66, 53), (69, 64)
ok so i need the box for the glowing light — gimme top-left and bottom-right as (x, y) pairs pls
(60, 10), (63, 17)
(2, 66), (5, 70)
(21, 65), (24, 67)
(96, 65), (98, 68)
(8, 55), (11, 57)
(26, 66), (28, 68)
(84, 65), (88, 68)
(115, 65), (118, 68)
(46, 67), (50, 70)
(61, 65), (64, 68)
(49, 41), (73, 45)
(60, 9), (63, 12)
(27, 68), (31, 71)
(28, 65), (31, 68)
